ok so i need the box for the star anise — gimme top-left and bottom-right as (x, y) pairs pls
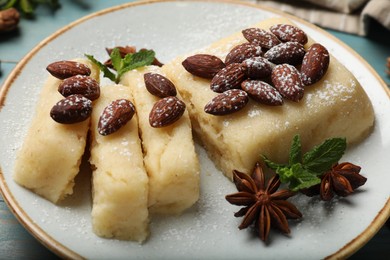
(225, 162), (302, 242)
(302, 162), (367, 201)
(104, 45), (164, 68)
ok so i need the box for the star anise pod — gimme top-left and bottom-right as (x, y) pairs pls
(302, 162), (367, 201)
(225, 162), (302, 242)
(104, 45), (163, 68)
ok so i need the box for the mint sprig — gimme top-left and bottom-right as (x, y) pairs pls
(84, 54), (116, 82)
(85, 48), (155, 83)
(262, 135), (346, 191)
(303, 137), (347, 173)
(1, 0), (60, 16)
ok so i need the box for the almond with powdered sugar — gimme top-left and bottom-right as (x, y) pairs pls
(271, 64), (304, 102)
(210, 63), (246, 93)
(225, 43), (262, 65)
(144, 72), (177, 98)
(204, 89), (249, 115)
(301, 43), (330, 86)
(58, 75), (100, 101)
(50, 94), (92, 124)
(149, 96), (186, 128)
(270, 24), (308, 45)
(241, 56), (273, 79)
(98, 99), (135, 136)
(241, 80), (283, 106)
(46, 60), (91, 80)
(264, 42), (306, 65)
(242, 28), (281, 49)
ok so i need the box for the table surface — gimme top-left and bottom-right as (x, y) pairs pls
(0, 0), (389, 259)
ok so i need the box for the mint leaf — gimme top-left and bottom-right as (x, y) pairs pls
(34, 0), (60, 9)
(117, 49), (155, 79)
(289, 135), (302, 166)
(20, 0), (34, 14)
(262, 155), (285, 171)
(273, 163), (320, 191)
(262, 135), (347, 192)
(85, 54), (116, 82)
(287, 164), (321, 191)
(110, 48), (123, 72)
(2, 0), (60, 15)
(274, 166), (295, 184)
(303, 137), (346, 174)
(3, 0), (18, 9)
(86, 48), (155, 83)
(123, 49), (155, 67)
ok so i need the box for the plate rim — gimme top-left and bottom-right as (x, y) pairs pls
(0, 0), (389, 259)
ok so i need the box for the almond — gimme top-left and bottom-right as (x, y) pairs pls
(204, 89), (249, 115)
(271, 64), (304, 102)
(225, 43), (262, 65)
(242, 28), (281, 49)
(58, 75), (100, 101)
(300, 43), (330, 86)
(46, 61), (91, 80)
(270, 24), (308, 45)
(264, 42), (306, 65)
(182, 54), (225, 79)
(241, 56), (273, 79)
(210, 63), (246, 93)
(50, 94), (92, 124)
(241, 80), (283, 106)
(98, 99), (135, 136)
(149, 96), (186, 128)
(144, 72), (177, 98)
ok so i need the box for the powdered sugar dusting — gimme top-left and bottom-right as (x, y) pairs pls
(305, 79), (355, 108)
(248, 108), (262, 117)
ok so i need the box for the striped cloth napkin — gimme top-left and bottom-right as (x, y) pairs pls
(251, 0), (390, 36)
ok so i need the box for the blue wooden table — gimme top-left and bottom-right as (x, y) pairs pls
(1, 0), (389, 259)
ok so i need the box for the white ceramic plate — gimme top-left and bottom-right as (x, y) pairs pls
(1, 1), (389, 259)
